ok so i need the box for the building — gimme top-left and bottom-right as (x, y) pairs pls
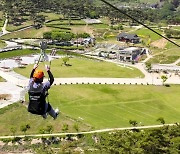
(117, 47), (142, 62)
(73, 37), (95, 45)
(117, 32), (140, 43)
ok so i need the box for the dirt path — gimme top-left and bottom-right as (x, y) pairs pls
(0, 124), (176, 139)
(151, 38), (168, 49)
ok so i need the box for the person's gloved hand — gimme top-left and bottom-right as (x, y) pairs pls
(33, 64), (38, 69)
(45, 65), (50, 71)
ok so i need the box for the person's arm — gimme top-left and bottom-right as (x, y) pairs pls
(47, 70), (54, 85)
(30, 64), (38, 78)
(45, 65), (54, 85)
(30, 69), (35, 78)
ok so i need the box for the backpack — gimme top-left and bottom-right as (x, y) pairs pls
(28, 82), (46, 115)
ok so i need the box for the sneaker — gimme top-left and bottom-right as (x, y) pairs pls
(42, 113), (48, 119)
(54, 108), (59, 119)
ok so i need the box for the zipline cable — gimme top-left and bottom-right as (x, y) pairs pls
(100, 0), (180, 48)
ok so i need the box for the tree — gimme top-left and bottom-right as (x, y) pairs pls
(43, 32), (52, 39)
(52, 32), (74, 42)
(76, 32), (90, 38)
(62, 56), (70, 66)
(157, 117), (165, 125)
(146, 62), (152, 72)
(161, 75), (168, 85)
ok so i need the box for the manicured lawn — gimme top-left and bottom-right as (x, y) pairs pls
(139, 0), (159, 3)
(39, 12), (63, 21)
(0, 76), (6, 82)
(92, 24), (109, 29)
(50, 84), (180, 129)
(0, 40), (7, 48)
(0, 11), (3, 19)
(1, 26), (52, 39)
(46, 19), (86, 25)
(0, 103), (91, 136)
(99, 17), (110, 25)
(173, 26), (180, 30)
(0, 20), (4, 27)
(14, 57), (144, 78)
(0, 84), (179, 135)
(0, 49), (40, 59)
(135, 28), (162, 41)
(165, 39), (180, 49)
(148, 47), (180, 64)
(6, 20), (33, 32)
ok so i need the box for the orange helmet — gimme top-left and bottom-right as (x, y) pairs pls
(33, 69), (44, 79)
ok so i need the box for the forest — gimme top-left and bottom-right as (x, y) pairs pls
(0, 0), (179, 28)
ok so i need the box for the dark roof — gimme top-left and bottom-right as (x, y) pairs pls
(117, 32), (139, 40)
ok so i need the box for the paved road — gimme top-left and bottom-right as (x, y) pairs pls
(0, 123), (176, 139)
(0, 82), (23, 108)
(1, 18), (9, 35)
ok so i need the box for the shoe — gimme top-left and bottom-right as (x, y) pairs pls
(54, 108), (59, 119)
(42, 113), (48, 119)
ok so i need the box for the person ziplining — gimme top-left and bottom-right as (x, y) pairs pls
(27, 41), (59, 119)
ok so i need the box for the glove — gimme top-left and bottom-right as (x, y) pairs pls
(45, 65), (50, 71)
(33, 64), (38, 69)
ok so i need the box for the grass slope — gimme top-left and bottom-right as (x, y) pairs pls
(50, 84), (180, 129)
(135, 28), (162, 41)
(14, 57), (144, 78)
(148, 46), (180, 64)
(0, 84), (180, 135)
(0, 103), (91, 136)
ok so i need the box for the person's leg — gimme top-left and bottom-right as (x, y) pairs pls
(42, 103), (49, 119)
(47, 103), (59, 119)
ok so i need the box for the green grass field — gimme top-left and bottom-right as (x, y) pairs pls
(139, 0), (159, 3)
(6, 20), (33, 32)
(0, 49), (40, 60)
(0, 76), (6, 82)
(166, 39), (180, 49)
(148, 47), (180, 64)
(14, 57), (144, 78)
(1, 26), (52, 39)
(50, 84), (180, 129)
(135, 28), (162, 41)
(0, 84), (180, 135)
(0, 40), (7, 48)
(39, 12), (63, 21)
(0, 20), (4, 28)
(46, 19), (86, 25)
(0, 11), (3, 19)
(0, 103), (91, 136)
